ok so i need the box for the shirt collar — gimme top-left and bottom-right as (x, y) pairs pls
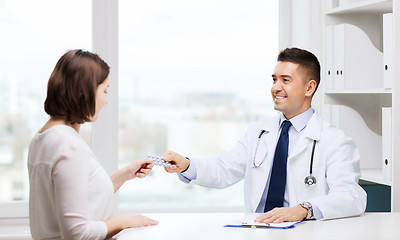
(279, 107), (315, 133)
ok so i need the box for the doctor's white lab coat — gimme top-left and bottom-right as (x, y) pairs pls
(189, 111), (367, 220)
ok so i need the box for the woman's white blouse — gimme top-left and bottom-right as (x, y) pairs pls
(28, 125), (115, 240)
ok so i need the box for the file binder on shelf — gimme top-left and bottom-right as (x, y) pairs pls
(332, 23), (383, 89)
(325, 26), (334, 89)
(325, 0), (339, 10)
(383, 13), (393, 89)
(325, 24), (384, 89)
(382, 107), (392, 183)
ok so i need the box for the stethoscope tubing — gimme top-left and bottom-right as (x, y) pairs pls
(252, 130), (267, 168)
(309, 140), (317, 175)
(253, 130), (317, 186)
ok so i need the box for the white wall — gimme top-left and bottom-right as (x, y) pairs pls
(279, 0), (323, 113)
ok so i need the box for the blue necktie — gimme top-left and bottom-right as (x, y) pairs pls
(264, 120), (292, 212)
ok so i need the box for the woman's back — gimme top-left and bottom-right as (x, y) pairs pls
(28, 125), (114, 239)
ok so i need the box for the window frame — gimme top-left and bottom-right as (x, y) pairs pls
(0, 0), (281, 219)
(0, 0), (117, 219)
(0, 202), (29, 219)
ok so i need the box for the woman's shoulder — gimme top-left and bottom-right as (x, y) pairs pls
(42, 124), (79, 141)
(29, 125), (92, 167)
(32, 125), (87, 154)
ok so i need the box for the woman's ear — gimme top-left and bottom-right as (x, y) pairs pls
(305, 80), (317, 97)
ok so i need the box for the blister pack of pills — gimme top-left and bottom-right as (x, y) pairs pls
(147, 154), (172, 167)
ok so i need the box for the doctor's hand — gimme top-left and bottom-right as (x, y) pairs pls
(162, 150), (190, 173)
(254, 205), (307, 224)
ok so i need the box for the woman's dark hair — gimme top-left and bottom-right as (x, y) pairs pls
(277, 47), (321, 94)
(44, 49), (110, 124)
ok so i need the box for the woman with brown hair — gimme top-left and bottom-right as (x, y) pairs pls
(27, 49), (158, 239)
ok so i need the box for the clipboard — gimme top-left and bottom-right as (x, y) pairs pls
(224, 213), (302, 229)
(224, 221), (302, 229)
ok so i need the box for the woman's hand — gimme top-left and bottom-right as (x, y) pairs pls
(111, 158), (154, 192)
(122, 214), (159, 228)
(105, 214), (158, 239)
(125, 158), (154, 180)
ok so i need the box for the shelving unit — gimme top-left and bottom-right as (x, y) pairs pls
(361, 168), (391, 186)
(325, 89), (392, 94)
(322, 0), (399, 211)
(325, 0), (392, 14)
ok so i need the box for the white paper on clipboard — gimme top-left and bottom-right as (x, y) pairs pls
(224, 213), (302, 229)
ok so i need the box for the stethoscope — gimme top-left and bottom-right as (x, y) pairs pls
(252, 130), (317, 186)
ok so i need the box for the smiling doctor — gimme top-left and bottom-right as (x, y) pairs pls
(164, 47), (367, 223)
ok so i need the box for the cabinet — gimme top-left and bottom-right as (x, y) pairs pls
(323, 0), (400, 211)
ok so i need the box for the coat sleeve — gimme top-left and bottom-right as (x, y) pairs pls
(310, 127), (367, 220)
(188, 123), (258, 189)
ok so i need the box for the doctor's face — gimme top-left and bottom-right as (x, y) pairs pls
(271, 61), (313, 120)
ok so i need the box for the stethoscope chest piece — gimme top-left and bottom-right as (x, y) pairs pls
(304, 175), (316, 186)
(304, 139), (317, 186)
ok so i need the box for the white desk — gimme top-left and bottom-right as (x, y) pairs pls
(116, 212), (400, 240)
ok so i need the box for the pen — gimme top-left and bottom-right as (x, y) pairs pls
(241, 222), (270, 228)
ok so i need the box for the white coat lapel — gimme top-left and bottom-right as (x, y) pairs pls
(256, 115), (280, 169)
(250, 116), (280, 212)
(289, 112), (322, 160)
(263, 116), (280, 170)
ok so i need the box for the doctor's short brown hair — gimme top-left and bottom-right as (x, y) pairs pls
(44, 49), (110, 124)
(277, 47), (321, 94)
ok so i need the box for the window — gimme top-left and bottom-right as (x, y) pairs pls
(118, 0), (278, 210)
(0, 0), (91, 215)
(0, 0), (279, 218)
